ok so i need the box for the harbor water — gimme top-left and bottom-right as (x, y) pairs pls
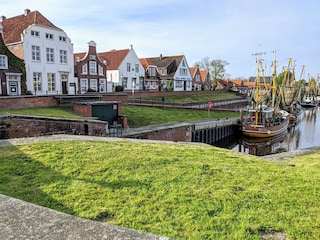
(212, 106), (320, 156)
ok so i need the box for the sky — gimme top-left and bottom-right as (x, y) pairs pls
(2, 0), (320, 79)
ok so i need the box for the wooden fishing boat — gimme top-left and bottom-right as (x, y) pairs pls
(241, 105), (289, 138)
(241, 54), (289, 138)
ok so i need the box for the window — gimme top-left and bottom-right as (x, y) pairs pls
(59, 50), (67, 64)
(148, 67), (156, 76)
(127, 63), (131, 72)
(135, 64), (139, 73)
(33, 72), (42, 92)
(90, 79), (97, 91)
(89, 61), (97, 75)
(89, 55), (96, 60)
(47, 73), (56, 92)
(82, 64), (88, 74)
(31, 46), (40, 61)
(31, 31), (39, 37)
(59, 36), (66, 42)
(179, 68), (187, 76)
(98, 65), (104, 76)
(0, 55), (8, 69)
(46, 33), (53, 40)
(80, 79), (88, 93)
(182, 60), (186, 67)
(122, 77), (128, 88)
(46, 48), (54, 63)
(99, 79), (106, 92)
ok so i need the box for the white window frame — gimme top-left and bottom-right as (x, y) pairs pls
(47, 73), (56, 92)
(0, 55), (8, 69)
(45, 33), (54, 40)
(99, 79), (106, 93)
(90, 79), (98, 91)
(80, 78), (88, 93)
(59, 36), (66, 42)
(33, 72), (42, 93)
(31, 31), (39, 37)
(59, 50), (67, 64)
(82, 64), (88, 74)
(98, 65), (104, 76)
(89, 61), (97, 75)
(31, 46), (40, 61)
(46, 48), (54, 63)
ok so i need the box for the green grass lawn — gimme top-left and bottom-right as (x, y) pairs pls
(131, 92), (242, 103)
(122, 106), (239, 128)
(0, 105), (240, 128)
(1, 140), (320, 239)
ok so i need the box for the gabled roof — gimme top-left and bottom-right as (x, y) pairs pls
(139, 58), (157, 70)
(200, 69), (209, 82)
(142, 55), (184, 78)
(189, 66), (197, 77)
(1, 9), (61, 44)
(73, 52), (86, 65)
(98, 49), (129, 70)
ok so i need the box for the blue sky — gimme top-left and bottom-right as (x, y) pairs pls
(2, 0), (320, 79)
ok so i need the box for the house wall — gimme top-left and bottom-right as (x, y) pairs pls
(173, 56), (192, 92)
(118, 49), (145, 91)
(22, 25), (75, 95)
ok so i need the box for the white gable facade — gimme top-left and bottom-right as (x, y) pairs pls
(173, 56), (192, 91)
(107, 48), (145, 92)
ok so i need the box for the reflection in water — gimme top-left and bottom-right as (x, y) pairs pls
(213, 107), (320, 156)
(239, 132), (287, 156)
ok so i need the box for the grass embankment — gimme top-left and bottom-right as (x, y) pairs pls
(0, 106), (240, 128)
(133, 92), (242, 103)
(1, 140), (320, 239)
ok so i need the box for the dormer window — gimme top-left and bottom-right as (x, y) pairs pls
(0, 55), (8, 69)
(46, 33), (54, 40)
(31, 30), (39, 37)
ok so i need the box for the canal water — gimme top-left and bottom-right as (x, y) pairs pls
(212, 106), (320, 156)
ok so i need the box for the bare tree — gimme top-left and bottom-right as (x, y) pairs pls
(195, 57), (229, 90)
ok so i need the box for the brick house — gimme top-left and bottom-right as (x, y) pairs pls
(189, 65), (202, 91)
(74, 41), (107, 94)
(200, 69), (211, 90)
(0, 23), (25, 96)
(139, 58), (160, 91)
(0, 9), (75, 95)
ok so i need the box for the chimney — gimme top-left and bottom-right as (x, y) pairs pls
(160, 54), (163, 60)
(24, 9), (31, 16)
(0, 22), (3, 35)
(0, 16), (6, 22)
(130, 44), (133, 50)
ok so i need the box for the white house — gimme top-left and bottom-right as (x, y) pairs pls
(1, 9), (75, 95)
(99, 45), (145, 93)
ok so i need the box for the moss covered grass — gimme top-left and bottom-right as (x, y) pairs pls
(1, 140), (320, 239)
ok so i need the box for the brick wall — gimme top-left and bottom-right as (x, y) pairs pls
(0, 96), (56, 110)
(0, 115), (108, 139)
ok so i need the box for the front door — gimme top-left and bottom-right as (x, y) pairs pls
(61, 72), (69, 94)
(9, 81), (18, 96)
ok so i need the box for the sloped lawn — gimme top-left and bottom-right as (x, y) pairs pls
(1, 140), (320, 239)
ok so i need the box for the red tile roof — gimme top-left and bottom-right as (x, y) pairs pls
(200, 69), (209, 82)
(1, 9), (61, 44)
(189, 66), (197, 77)
(98, 49), (129, 70)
